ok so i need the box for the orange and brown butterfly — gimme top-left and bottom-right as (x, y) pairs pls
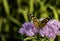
(29, 13), (53, 28)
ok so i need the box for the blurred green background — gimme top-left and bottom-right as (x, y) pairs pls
(0, 0), (60, 41)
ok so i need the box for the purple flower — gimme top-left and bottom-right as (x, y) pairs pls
(18, 22), (38, 36)
(39, 20), (60, 39)
(48, 32), (56, 39)
(22, 22), (34, 30)
(18, 28), (26, 35)
(18, 18), (60, 39)
(25, 29), (35, 36)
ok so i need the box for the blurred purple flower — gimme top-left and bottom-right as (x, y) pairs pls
(39, 20), (60, 39)
(22, 22), (34, 30)
(18, 22), (38, 36)
(18, 18), (60, 39)
(18, 28), (26, 35)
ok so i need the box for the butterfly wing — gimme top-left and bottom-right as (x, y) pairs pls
(29, 14), (40, 28)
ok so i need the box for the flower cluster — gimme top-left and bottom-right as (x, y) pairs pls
(18, 22), (38, 36)
(39, 20), (60, 38)
(18, 19), (60, 39)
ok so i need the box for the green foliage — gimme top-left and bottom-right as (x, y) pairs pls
(0, 0), (60, 41)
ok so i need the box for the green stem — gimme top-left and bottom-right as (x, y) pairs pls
(4, 18), (10, 32)
(29, 0), (34, 13)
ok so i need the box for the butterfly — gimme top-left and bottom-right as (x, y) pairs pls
(29, 13), (53, 28)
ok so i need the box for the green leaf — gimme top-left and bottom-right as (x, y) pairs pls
(49, 38), (54, 41)
(23, 36), (35, 41)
